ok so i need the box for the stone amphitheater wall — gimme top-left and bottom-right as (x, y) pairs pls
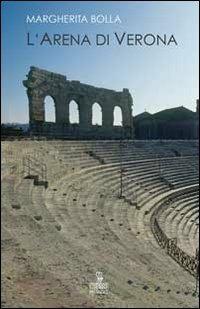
(23, 66), (134, 139)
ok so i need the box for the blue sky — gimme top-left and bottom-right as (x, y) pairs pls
(1, 1), (199, 123)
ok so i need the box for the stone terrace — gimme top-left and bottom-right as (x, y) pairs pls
(1, 139), (199, 308)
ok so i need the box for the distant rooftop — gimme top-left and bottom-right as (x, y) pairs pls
(134, 106), (197, 122)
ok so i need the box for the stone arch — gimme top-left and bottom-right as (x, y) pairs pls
(44, 95), (56, 122)
(69, 100), (79, 124)
(92, 102), (102, 126)
(113, 106), (123, 126)
(23, 67), (134, 138)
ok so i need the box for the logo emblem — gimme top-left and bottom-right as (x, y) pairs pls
(89, 271), (109, 295)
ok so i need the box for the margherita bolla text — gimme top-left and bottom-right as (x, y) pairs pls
(26, 14), (122, 24)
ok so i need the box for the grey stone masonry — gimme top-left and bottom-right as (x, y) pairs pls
(23, 66), (134, 139)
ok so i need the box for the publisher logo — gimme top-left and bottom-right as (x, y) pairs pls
(89, 271), (109, 295)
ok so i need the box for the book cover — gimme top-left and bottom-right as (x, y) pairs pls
(1, 1), (199, 308)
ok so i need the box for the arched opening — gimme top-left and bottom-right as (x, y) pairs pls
(92, 102), (102, 126)
(44, 96), (56, 122)
(113, 106), (123, 126)
(69, 100), (79, 124)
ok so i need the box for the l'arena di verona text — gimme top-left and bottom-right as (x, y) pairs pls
(27, 32), (178, 46)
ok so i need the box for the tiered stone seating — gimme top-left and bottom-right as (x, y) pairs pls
(158, 157), (199, 188)
(156, 190), (199, 256)
(47, 140), (199, 165)
(1, 139), (199, 308)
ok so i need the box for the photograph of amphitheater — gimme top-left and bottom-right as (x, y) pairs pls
(1, 1), (199, 308)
